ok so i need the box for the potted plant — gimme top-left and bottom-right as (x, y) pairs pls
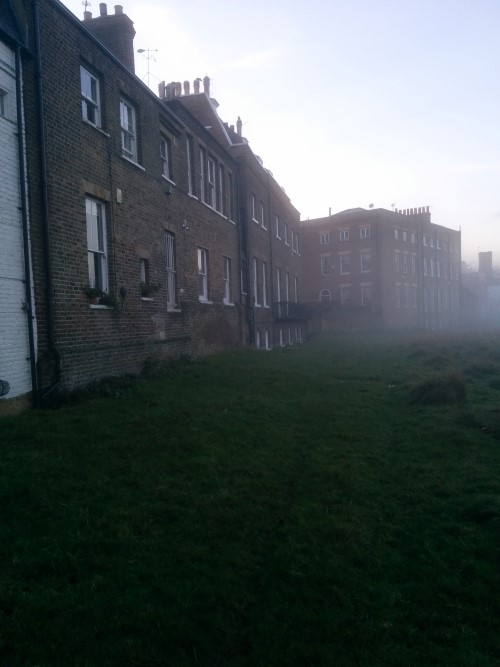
(140, 281), (160, 298)
(83, 286), (104, 304)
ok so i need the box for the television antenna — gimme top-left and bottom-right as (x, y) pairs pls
(82, 0), (91, 11)
(137, 48), (158, 89)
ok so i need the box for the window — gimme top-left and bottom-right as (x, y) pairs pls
(361, 284), (372, 306)
(437, 239), (441, 249)
(275, 215), (281, 239)
(360, 227), (370, 239)
(253, 258), (260, 306)
(140, 258), (150, 285)
(423, 235), (428, 246)
(437, 260), (441, 278)
(199, 147), (206, 202)
(260, 202), (266, 228)
(340, 229), (349, 242)
(252, 193), (258, 222)
(340, 253), (350, 275)
(160, 135), (173, 181)
(120, 98), (137, 161)
(207, 156), (216, 208)
(186, 135), (195, 195)
(284, 223), (290, 245)
(319, 289), (331, 302)
(394, 228), (400, 240)
(293, 231), (299, 254)
(402, 253), (408, 274)
(340, 285), (351, 306)
(430, 237), (435, 248)
(223, 257), (231, 304)
(395, 251), (400, 273)
(285, 272), (290, 301)
(423, 257), (428, 276)
(361, 251), (371, 273)
(395, 284), (401, 308)
(165, 232), (177, 309)
(228, 172), (235, 220)
(86, 198), (108, 293)
(262, 261), (268, 307)
(320, 256), (331, 276)
(81, 66), (100, 127)
(411, 254), (416, 275)
(403, 284), (410, 308)
(294, 276), (298, 302)
(412, 286), (417, 309)
(218, 165), (225, 215)
(256, 331), (261, 348)
(411, 232), (416, 244)
(279, 329), (284, 346)
(320, 232), (330, 245)
(402, 230), (408, 242)
(276, 267), (282, 301)
(265, 330), (270, 350)
(430, 258), (435, 277)
(198, 248), (208, 301)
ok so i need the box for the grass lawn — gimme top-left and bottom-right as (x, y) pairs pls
(0, 331), (499, 666)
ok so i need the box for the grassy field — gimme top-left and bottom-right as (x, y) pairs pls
(0, 331), (499, 666)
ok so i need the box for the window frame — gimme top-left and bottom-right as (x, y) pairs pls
(160, 134), (173, 182)
(340, 253), (351, 275)
(223, 256), (232, 304)
(165, 232), (178, 309)
(198, 247), (209, 301)
(86, 197), (108, 294)
(81, 65), (101, 128)
(120, 97), (137, 162)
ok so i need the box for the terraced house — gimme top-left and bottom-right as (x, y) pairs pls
(0, 0), (308, 414)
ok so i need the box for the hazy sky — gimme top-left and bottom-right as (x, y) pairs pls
(61, 0), (500, 265)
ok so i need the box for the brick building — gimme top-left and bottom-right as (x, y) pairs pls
(301, 206), (461, 330)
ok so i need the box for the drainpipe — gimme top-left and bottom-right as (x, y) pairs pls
(34, 0), (61, 403)
(15, 45), (39, 407)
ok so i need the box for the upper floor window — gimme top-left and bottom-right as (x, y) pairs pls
(339, 229), (349, 242)
(86, 197), (108, 293)
(207, 156), (216, 208)
(394, 228), (400, 240)
(411, 232), (416, 244)
(402, 230), (408, 242)
(361, 251), (371, 273)
(81, 66), (101, 127)
(228, 172), (235, 221)
(284, 224), (290, 245)
(252, 193), (258, 222)
(293, 232), (299, 254)
(320, 232), (330, 245)
(186, 135), (195, 196)
(275, 215), (281, 239)
(360, 227), (370, 239)
(120, 98), (137, 161)
(260, 202), (266, 228)
(160, 135), (173, 181)
(218, 165), (226, 215)
(340, 253), (351, 275)
(223, 257), (231, 304)
(320, 256), (331, 276)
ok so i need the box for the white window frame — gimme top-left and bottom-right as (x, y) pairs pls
(218, 164), (225, 215)
(319, 289), (331, 302)
(360, 226), (371, 239)
(340, 253), (350, 275)
(186, 135), (195, 196)
(340, 229), (349, 242)
(340, 285), (351, 306)
(165, 232), (177, 309)
(361, 251), (371, 273)
(223, 256), (231, 304)
(160, 135), (173, 182)
(262, 261), (268, 307)
(207, 156), (216, 208)
(252, 194), (258, 222)
(320, 232), (330, 245)
(361, 284), (371, 306)
(199, 147), (206, 203)
(253, 258), (260, 306)
(276, 267), (282, 301)
(198, 248), (208, 301)
(86, 197), (108, 293)
(120, 98), (137, 161)
(81, 66), (101, 127)
(395, 251), (400, 273)
(285, 271), (290, 301)
(275, 215), (281, 239)
(294, 276), (298, 303)
(320, 256), (331, 276)
(260, 202), (266, 229)
(284, 224), (290, 246)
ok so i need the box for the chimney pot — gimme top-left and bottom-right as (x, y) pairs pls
(236, 116), (242, 136)
(203, 75), (210, 95)
(158, 81), (166, 99)
(193, 78), (201, 94)
(183, 80), (190, 95)
(175, 82), (182, 97)
(114, 4), (123, 14)
(99, 3), (107, 16)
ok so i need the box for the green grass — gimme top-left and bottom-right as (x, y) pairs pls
(1, 331), (499, 666)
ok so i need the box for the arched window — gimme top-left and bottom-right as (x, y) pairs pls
(319, 289), (331, 302)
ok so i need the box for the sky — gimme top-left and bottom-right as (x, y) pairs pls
(61, 0), (500, 266)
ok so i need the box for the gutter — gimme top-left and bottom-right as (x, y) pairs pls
(15, 44), (39, 407)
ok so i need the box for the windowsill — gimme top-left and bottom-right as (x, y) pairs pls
(167, 307), (182, 313)
(229, 219), (236, 225)
(121, 155), (145, 171)
(252, 218), (260, 224)
(89, 304), (113, 310)
(162, 175), (176, 186)
(223, 301), (235, 307)
(263, 304), (270, 309)
(201, 201), (229, 220)
(262, 225), (268, 230)
(82, 119), (110, 137)
(276, 236), (281, 240)
(198, 298), (213, 304)
(140, 297), (154, 301)
(188, 193), (199, 200)
(253, 303), (261, 308)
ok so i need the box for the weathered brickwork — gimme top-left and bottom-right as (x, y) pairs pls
(0, 38), (34, 410)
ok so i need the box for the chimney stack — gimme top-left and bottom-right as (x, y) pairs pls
(193, 78), (201, 94)
(183, 80), (190, 95)
(82, 4), (136, 72)
(236, 116), (242, 136)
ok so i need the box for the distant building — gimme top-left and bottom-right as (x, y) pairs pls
(461, 252), (500, 326)
(301, 206), (461, 330)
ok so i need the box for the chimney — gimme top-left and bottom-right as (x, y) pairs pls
(236, 116), (242, 136)
(158, 81), (166, 99)
(82, 4), (136, 72)
(203, 75), (210, 95)
(183, 80), (190, 95)
(193, 78), (201, 94)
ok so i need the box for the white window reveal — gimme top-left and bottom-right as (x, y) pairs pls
(223, 257), (231, 304)
(165, 232), (177, 309)
(81, 66), (101, 127)
(198, 248), (208, 301)
(160, 135), (173, 181)
(120, 98), (137, 161)
(86, 198), (108, 293)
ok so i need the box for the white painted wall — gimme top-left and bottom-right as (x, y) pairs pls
(0, 40), (34, 402)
